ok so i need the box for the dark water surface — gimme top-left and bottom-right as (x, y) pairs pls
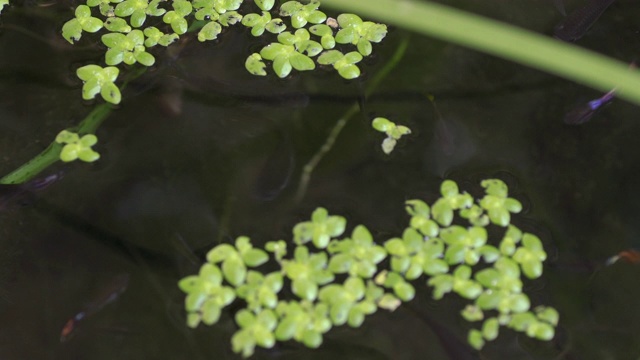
(1, 0), (640, 359)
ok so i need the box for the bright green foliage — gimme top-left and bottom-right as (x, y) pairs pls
(512, 233), (547, 278)
(87, 0), (124, 17)
(55, 130), (101, 162)
(61, 0), (390, 103)
(104, 17), (132, 33)
(371, 117), (412, 154)
(479, 179), (523, 226)
(275, 300), (331, 347)
(245, 53), (267, 76)
(334, 13), (387, 56)
(162, 0), (193, 34)
(143, 27), (179, 47)
(259, 42), (315, 78)
(206, 236), (269, 286)
(317, 50), (362, 79)
(62, 5), (104, 44)
(431, 180), (474, 226)
(0, 0), (9, 14)
(76, 64), (121, 104)
(180, 180), (557, 356)
(385, 228), (448, 279)
(197, 21), (222, 41)
(278, 29), (323, 56)
(236, 271), (283, 311)
(102, 30), (155, 66)
(279, 1), (326, 28)
(318, 277), (379, 327)
(292, 207), (346, 249)
(179, 263), (236, 327)
(309, 24), (335, 49)
(242, 12), (286, 36)
(255, 0), (274, 11)
(327, 225), (386, 278)
(115, 0), (165, 27)
(232, 309), (278, 357)
(281, 246), (334, 301)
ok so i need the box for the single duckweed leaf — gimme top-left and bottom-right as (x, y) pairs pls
(207, 244), (237, 263)
(481, 179), (509, 197)
(255, 0), (274, 11)
(222, 256), (247, 286)
(245, 53), (267, 75)
(394, 281), (415, 301)
(535, 306), (559, 326)
(242, 248), (269, 267)
(482, 318), (499, 340)
(357, 39), (372, 56)
(289, 52), (315, 71)
(62, 19), (83, 44)
(104, 17), (132, 33)
(337, 64), (360, 79)
(378, 137), (395, 154)
(468, 329), (485, 350)
(198, 21), (222, 41)
(461, 305), (484, 322)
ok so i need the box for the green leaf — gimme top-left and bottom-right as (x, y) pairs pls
(62, 19), (83, 44)
(461, 305), (484, 322)
(393, 281), (415, 301)
(198, 21), (222, 41)
(381, 137), (396, 154)
(207, 244), (237, 263)
(255, 0), (274, 11)
(222, 256), (247, 286)
(468, 329), (485, 350)
(482, 318), (499, 340)
(289, 52), (315, 71)
(535, 306), (559, 326)
(292, 278), (318, 300)
(242, 248), (269, 267)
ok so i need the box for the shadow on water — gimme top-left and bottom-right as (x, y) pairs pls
(1, 0), (640, 359)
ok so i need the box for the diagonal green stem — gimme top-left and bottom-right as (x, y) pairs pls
(0, 67), (147, 184)
(295, 35), (410, 203)
(321, 0), (640, 105)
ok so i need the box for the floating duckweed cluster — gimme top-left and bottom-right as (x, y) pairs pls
(55, 130), (101, 162)
(60, 0), (388, 104)
(179, 179), (559, 357)
(371, 117), (412, 154)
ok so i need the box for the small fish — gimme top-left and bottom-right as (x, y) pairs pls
(0, 171), (63, 211)
(605, 249), (640, 266)
(60, 273), (130, 342)
(563, 88), (615, 124)
(554, 0), (616, 41)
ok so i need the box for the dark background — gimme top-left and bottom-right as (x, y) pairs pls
(1, 0), (640, 358)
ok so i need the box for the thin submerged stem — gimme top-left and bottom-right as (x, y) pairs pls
(294, 35), (410, 203)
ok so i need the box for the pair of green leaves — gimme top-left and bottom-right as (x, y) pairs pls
(371, 117), (412, 154)
(55, 130), (101, 162)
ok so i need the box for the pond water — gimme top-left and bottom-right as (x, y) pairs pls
(1, 0), (640, 359)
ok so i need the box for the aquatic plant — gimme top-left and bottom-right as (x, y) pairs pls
(371, 117), (411, 154)
(179, 179), (559, 357)
(56, 0), (388, 104)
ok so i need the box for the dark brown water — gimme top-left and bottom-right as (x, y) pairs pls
(1, 1), (640, 359)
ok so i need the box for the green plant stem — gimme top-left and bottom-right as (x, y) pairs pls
(294, 35), (410, 203)
(321, 0), (640, 105)
(0, 142), (63, 184)
(0, 104), (113, 184)
(0, 67), (147, 184)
